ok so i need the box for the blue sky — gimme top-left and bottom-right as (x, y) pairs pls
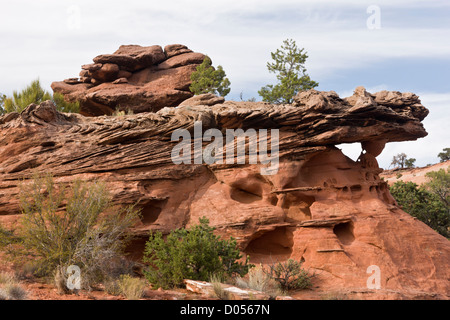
(0, 0), (449, 169)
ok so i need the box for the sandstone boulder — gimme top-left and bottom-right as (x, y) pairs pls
(51, 44), (206, 116)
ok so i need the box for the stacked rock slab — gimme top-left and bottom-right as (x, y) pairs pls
(0, 87), (449, 299)
(51, 44), (206, 116)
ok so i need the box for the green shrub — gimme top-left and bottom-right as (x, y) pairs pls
(189, 56), (231, 97)
(143, 217), (252, 289)
(0, 173), (140, 290)
(390, 171), (449, 238)
(52, 92), (80, 113)
(263, 259), (313, 291)
(2, 79), (79, 114)
(3, 79), (52, 113)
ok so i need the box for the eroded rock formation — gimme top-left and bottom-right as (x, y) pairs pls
(1, 87), (449, 299)
(51, 44), (205, 116)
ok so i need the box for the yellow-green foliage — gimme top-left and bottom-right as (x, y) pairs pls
(52, 92), (80, 113)
(0, 173), (140, 290)
(2, 79), (79, 114)
(117, 275), (147, 300)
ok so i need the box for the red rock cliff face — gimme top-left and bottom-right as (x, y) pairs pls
(0, 87), (448, 299)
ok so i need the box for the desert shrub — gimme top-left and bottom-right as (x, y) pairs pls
(104, 278), (122, 296)
(390, 171), (449, 238)
(52, 92), (80, 113)
(2, 79), (79, 113)
(117, 274), (147, 300)
(263, 259), (313, 291)
(143, 217), (252, 289)
(235, 265), (282, 298)
(3, 79), (51, 113)
(0, 173), (140, 290)
(0, 272), (28, 300)
(0, 284), (28, 300)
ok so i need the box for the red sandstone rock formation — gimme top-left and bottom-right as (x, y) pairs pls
(1, 87), (448, 299)
(51, 44), (205, 116)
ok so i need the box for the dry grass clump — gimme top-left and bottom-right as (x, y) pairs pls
(0, 272), (28, 300)
(234, 265), (283, 299)
(117, 274), (147, 300)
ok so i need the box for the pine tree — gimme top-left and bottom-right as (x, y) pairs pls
(259, 39), (318, 104)
(2, 79), (79, 114)
(189, 56), (231, 97)
(4, 79), (52, 113)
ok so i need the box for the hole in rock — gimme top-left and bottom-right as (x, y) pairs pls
(230, 188), (262, 204)
(269, 194), (278, 206)
(140, 199), (167, 224)
(335, 143), (361, 162)
(333, 222), (355, 245)
(40, 141), (56, 148)
(281, 192), (314, 222)
(350, 185), (362, 192)
(245, 227), (293, 258)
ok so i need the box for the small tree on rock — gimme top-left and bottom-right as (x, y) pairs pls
(258, 39), (318, 104)
(3, 79), (79, 114)
(189, 56), (231, 97)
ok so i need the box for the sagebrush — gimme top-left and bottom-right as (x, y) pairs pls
(0, 173), (140, 290)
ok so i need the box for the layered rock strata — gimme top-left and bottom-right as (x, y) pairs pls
(1, 87), (448, 299)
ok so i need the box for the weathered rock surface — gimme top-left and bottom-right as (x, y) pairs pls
(51, 44), (206, 116)
(184, 279), (279, 300)
(1, 87), (448, 299)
